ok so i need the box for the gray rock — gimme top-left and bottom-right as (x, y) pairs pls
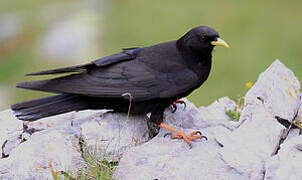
(265, 135), (302, 180)
(114, 97), (240, 180)
(163, 97), (239, 131)
(80, 113), (150, 161)
(0, 130), (84, 180)
(198, 97), (240, 130)
(1, 134), (23, 158)
(219, 60), (301, 179)
(0, 109), (109, 158)
(244, 60), (300, 122)
(0, 110), (23, 158)
(22, 109), (150, 161)
(114, 135), (245, 180)
(0, 107), (151, 179)
(23, 109), (110, 133)
(219, 106), (285, 179)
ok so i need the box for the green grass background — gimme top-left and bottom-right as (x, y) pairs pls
(1, 0), (302, 108)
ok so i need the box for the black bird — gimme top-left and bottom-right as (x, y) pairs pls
(11, 26), (229, 145)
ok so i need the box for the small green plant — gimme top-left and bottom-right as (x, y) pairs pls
(79, 146), (118, 180)
(50, 146), (118, 180)
(226, 107), (241, 122)
(225, 93), (244, 122)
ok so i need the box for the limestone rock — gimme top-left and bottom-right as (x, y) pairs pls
(114, 135), (245, 180)
(244, 59), (300, 122)
(0, 110), (23, 158)
(0, 130), (84, 180)
(219, 106), (285, 179)
(219, 60), (301, 179)
(265, 136), (302, 180)
(163, 97), (239, 132)
(0, 109), (150, 178)
(198, 97), (240, 130)
(80, 113), (150, 161)
(114, 97), (239, 180)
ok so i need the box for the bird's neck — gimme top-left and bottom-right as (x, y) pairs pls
(176, 38), (212, 66)
(176, 37), (212, 82)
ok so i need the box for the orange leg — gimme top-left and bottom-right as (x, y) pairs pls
(159, 123), (207, 148)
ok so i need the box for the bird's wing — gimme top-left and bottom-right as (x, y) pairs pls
(26, 48), (141, 76)
(17, 59), (199, 101)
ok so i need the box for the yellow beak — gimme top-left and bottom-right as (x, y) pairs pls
(211, 38), (229, 48)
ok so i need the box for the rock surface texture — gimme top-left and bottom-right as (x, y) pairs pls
(0, 60), (301, 179)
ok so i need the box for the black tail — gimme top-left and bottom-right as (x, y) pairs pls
(11, 94), (94, 121)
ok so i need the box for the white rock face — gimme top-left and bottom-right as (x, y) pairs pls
(80, 113), (150, 161)
(0, 109), (23, 157)
(114, 136), (246, 180)
(219, 106), (284, 179)
(198, 97), (240, 130)
(244, 60), (300, 122)
(0, 60), (301, 179)
(114, 98), (242, 180)
(0, 130), (84, 179)
(265, 136), (302, 180)
(0, 108), (150, 179)
(219, 60), (301, 179)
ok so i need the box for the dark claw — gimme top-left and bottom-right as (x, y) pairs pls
(182, 101), (187, 110)
(194, 131), (207, 140)
(171, 104), (177, 113)
(164, 132), (172, 138)
(195, 131), (202, 136)
(188, 143), (192, 149)
(171, 100), (187, 113)
(201, 136), (208, 141)
(176, 100), (187, 110)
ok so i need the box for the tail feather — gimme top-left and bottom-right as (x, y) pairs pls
(11, 94), (91, 121)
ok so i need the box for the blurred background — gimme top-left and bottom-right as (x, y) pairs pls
(1, 0), (302, 110)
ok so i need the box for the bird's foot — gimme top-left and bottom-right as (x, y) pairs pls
(159, 123), (207, 148)
(171, 100), (186, 113)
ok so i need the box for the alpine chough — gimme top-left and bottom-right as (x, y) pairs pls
(11, 26), (229, 146)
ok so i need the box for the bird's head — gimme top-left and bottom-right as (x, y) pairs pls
(177, 26), (229, 55)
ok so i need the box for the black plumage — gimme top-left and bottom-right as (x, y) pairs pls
(11, 26), (228, 137)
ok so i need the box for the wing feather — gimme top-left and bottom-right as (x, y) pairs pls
(17, 60), (198, 101)
(26, 48), (141, 76)
(17, 44), (199, 101)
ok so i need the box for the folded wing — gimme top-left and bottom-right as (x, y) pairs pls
(17, 48), (199, 101)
